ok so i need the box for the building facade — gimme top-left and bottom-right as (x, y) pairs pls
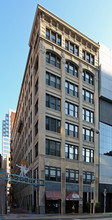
(99, 43), (112, 212)
(11, 5), (99, 214)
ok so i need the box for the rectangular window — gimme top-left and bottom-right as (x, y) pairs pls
(82, 50), (94, 65)
(46, 72), (61, 90)
(83, 148), (94, 163)
(65, 144), (78, 160)
(82, 89), (94, 104)
(45, 166), (61, 181)
(83, 171), (94, 184)
(65, 123), (78, 138)
(82, 108), (94, 123)
(51, 31), (56, 43)
(83, 128), (94, 142)
(65, 81), (78, 97)
(46, 94), (61, 111)
(46, 139), (60, 156)
(46, 116), (61, 133)
(46, 29), (61, 47)
(65, 102), (78, 118)
(66, 169), (79, 183)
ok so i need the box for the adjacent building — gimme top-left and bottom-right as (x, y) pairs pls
(2, 109), (15, 213)
(99, 43), (112, 212)
(2, 109), (15, 159)
(11, 4), (99, 214)
(0, 154), (6, 214)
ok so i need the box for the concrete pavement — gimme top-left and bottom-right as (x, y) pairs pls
(0, 212), (112, 219)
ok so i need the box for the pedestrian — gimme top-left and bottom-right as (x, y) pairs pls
(72, 205), (75, 214)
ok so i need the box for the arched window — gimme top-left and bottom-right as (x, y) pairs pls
(82, 70), (94, 85)
(65, 61), (78, 77)
(46, 51), (61, 68)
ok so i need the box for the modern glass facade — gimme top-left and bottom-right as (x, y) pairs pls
(2, 109), (15, 158)
(100, 122), (112, 156)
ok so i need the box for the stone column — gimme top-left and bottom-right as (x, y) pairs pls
(61, 52), (66, 214)
(78, 62), (83, 213)
(38, 41), (46, 214)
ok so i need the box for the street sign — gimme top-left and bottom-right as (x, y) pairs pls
(0, 171), (44, 186)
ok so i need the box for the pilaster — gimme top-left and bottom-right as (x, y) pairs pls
(61, 51), (66, 214)
(78, 62), (83, 213)
(38, 40), (46, 214)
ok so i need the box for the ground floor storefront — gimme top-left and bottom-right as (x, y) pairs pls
(45, 190), (82, 214)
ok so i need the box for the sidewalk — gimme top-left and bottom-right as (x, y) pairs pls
(0, 212), (112, 219)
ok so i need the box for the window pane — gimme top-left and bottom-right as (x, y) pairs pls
(46, 29), (50, 39)
(57, 35), (61, 46)
(86, 53), (90, 62)
(69, 124), (74, 137)
(56, 77), (61, 89)
(69, 146), (74, 159)
(50, 168), (56, 177)
(69, 104), (74, 116)
(57, 98), (61, 111)
(56, 57), (60, 68)
(51, 54), (56, 66)
(65, 144), (68, 158)
(65, 40), (69, 50)
(57, 120), (61, 133)
(70, 43), (74, 53)
(50, 75), (55, 87)
(50, 141), (55, 155)
(69, 64), (74, 75)
(69, 84), (74, 96)
(65, 82), (68, 93)
(46, 95), (49, 107)
(75, 46), (79, 56)
(50, 96), (55, 109)
(46, 73), (49, 85)
(51, 32), (56, 43)
(65, 102), (68, 114)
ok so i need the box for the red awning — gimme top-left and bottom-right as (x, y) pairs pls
(66, 192), (82, 201)
(46, 190), (61, 200)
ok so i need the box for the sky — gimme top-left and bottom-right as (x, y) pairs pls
(0, 0), (112, 154)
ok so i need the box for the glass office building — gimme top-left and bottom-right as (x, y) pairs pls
(2, 109), (15, 158)
(99, 43), (112, 212)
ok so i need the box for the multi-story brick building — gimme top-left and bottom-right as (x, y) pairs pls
(11, 4), (99, 214)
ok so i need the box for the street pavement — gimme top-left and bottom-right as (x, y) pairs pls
(0, 213), (112, 220)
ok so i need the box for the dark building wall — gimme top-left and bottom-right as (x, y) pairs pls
(99, 183), (112, 212)
(0, 169), (6, 214)
(99, 98), (112, 125)
(0, 154), (2, 168)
